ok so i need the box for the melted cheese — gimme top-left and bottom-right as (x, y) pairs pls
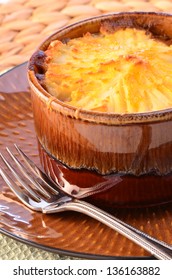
(44, 27), (172, 113)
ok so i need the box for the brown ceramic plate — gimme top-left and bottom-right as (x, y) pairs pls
(0, 63), (172, 259)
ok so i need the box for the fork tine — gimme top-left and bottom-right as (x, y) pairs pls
(6, 147), (51, 199)
(0, 166), (40, 207)
(14, 144), (59, 195)
(0, 153), (40, 202)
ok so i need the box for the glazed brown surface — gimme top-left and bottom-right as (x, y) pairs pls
(0, 63), (172, 259)
(31, 93), (172, 176)
(38, 141), (172, 209)
(28, 13), (172, 177)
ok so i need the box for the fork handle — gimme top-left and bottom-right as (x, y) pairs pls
(44, 199), (172, 260)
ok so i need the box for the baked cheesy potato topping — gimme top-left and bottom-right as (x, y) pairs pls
(44, 26), (172, 113)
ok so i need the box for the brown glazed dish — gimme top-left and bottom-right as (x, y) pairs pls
(28, 12), (172, 209)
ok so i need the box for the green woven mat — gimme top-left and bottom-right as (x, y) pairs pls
(0, 233), (78, 260)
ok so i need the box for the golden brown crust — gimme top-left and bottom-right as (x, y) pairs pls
(33, 22), (172, 114)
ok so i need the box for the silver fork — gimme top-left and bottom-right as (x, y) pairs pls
(0, 145), (172, 260)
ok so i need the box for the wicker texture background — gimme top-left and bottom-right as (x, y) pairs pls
(0, 0), (172, 73)
(0, 234), (74, 260)
(0, 0), (172, 260)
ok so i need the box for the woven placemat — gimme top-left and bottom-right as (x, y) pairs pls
(0, 0), (172, 72)
(0, 233), (81, 260)
(0, 234), (69, 260)
(0, 0), (172, 260)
